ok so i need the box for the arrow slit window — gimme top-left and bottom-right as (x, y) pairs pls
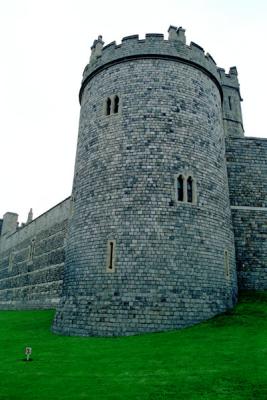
(106, 240), (116, 272)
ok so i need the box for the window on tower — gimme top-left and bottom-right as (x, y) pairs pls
(177, 175), (184, 201)
(105, 96), (120, 116)
(114, 96), (119, 113)
(228, 96), (232, 111)
(175, 173), (197, 204)
(187, 176), (193, 203)
(106, 240), (116, 272)
(106, 97), (111, 115)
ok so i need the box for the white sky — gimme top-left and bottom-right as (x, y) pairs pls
(0, 0), (267, 223)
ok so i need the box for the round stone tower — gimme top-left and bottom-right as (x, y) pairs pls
(53, 26), (237, 336)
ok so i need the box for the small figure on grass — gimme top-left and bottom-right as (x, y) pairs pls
(24, 347), (32, 361)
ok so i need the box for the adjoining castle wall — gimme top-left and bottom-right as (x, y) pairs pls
(0, 197), (70, 309)
(226, 137), (267, 289)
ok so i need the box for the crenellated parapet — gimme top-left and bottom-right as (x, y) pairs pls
(80, 25), (222, 103)
(80, 25), (245, 138)
(218, 67), (242, 98)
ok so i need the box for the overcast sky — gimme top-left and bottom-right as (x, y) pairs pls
(0, 0), (266, 223)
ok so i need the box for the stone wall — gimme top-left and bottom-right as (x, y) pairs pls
(53, 29), (237, 337)
(0, 197), (70, 309)
(226, 137), (267, 289)
(1, 26), (266, 337)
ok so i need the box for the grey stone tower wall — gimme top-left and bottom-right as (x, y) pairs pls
(226, 137), (267, 289)
(0, 198), (70, 309)
(218, 68), (244, 138)
(53, 30), (237, 337)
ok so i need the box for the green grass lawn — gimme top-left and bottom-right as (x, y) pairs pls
(1, 291), (267, 400)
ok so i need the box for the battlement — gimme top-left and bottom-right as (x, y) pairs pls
(218, 67), (240, 89)
(80, 26), (222, 103)
(218, 67), (242, 102)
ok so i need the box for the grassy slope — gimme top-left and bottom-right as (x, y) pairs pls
(1, 292), (267, 400)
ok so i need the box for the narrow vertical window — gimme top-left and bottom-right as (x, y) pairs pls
(114, 96), (119, 113)
(228, 96), (232, 111)
(224, 250), (230, 278)
(109, 242), (114, 268)
(187, 176), (193, 203)
(106, 98), (111, 116)
(106, 240), (116, 272)
(177, 175), (184, 201)
(8, 251), (14, 272)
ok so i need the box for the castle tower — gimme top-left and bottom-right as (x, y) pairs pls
(218, 67), (244, 137)
(53, 26), (237, 336)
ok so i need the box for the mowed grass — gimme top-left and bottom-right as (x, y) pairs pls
(1, 292), (267, 400)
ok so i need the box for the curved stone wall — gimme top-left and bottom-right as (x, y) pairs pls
(80, 32), (221, 103)
(53, 35), (237, 336)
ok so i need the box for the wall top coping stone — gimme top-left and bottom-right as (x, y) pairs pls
(231, 205), (267, 211)
(227, 136), (267, 142)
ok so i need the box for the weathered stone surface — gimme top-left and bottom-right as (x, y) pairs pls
(226, 137), (267, 289)
(0, 198), (70, 309)
(53, 32), (237, 336)
(0, 26), (266, 337)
